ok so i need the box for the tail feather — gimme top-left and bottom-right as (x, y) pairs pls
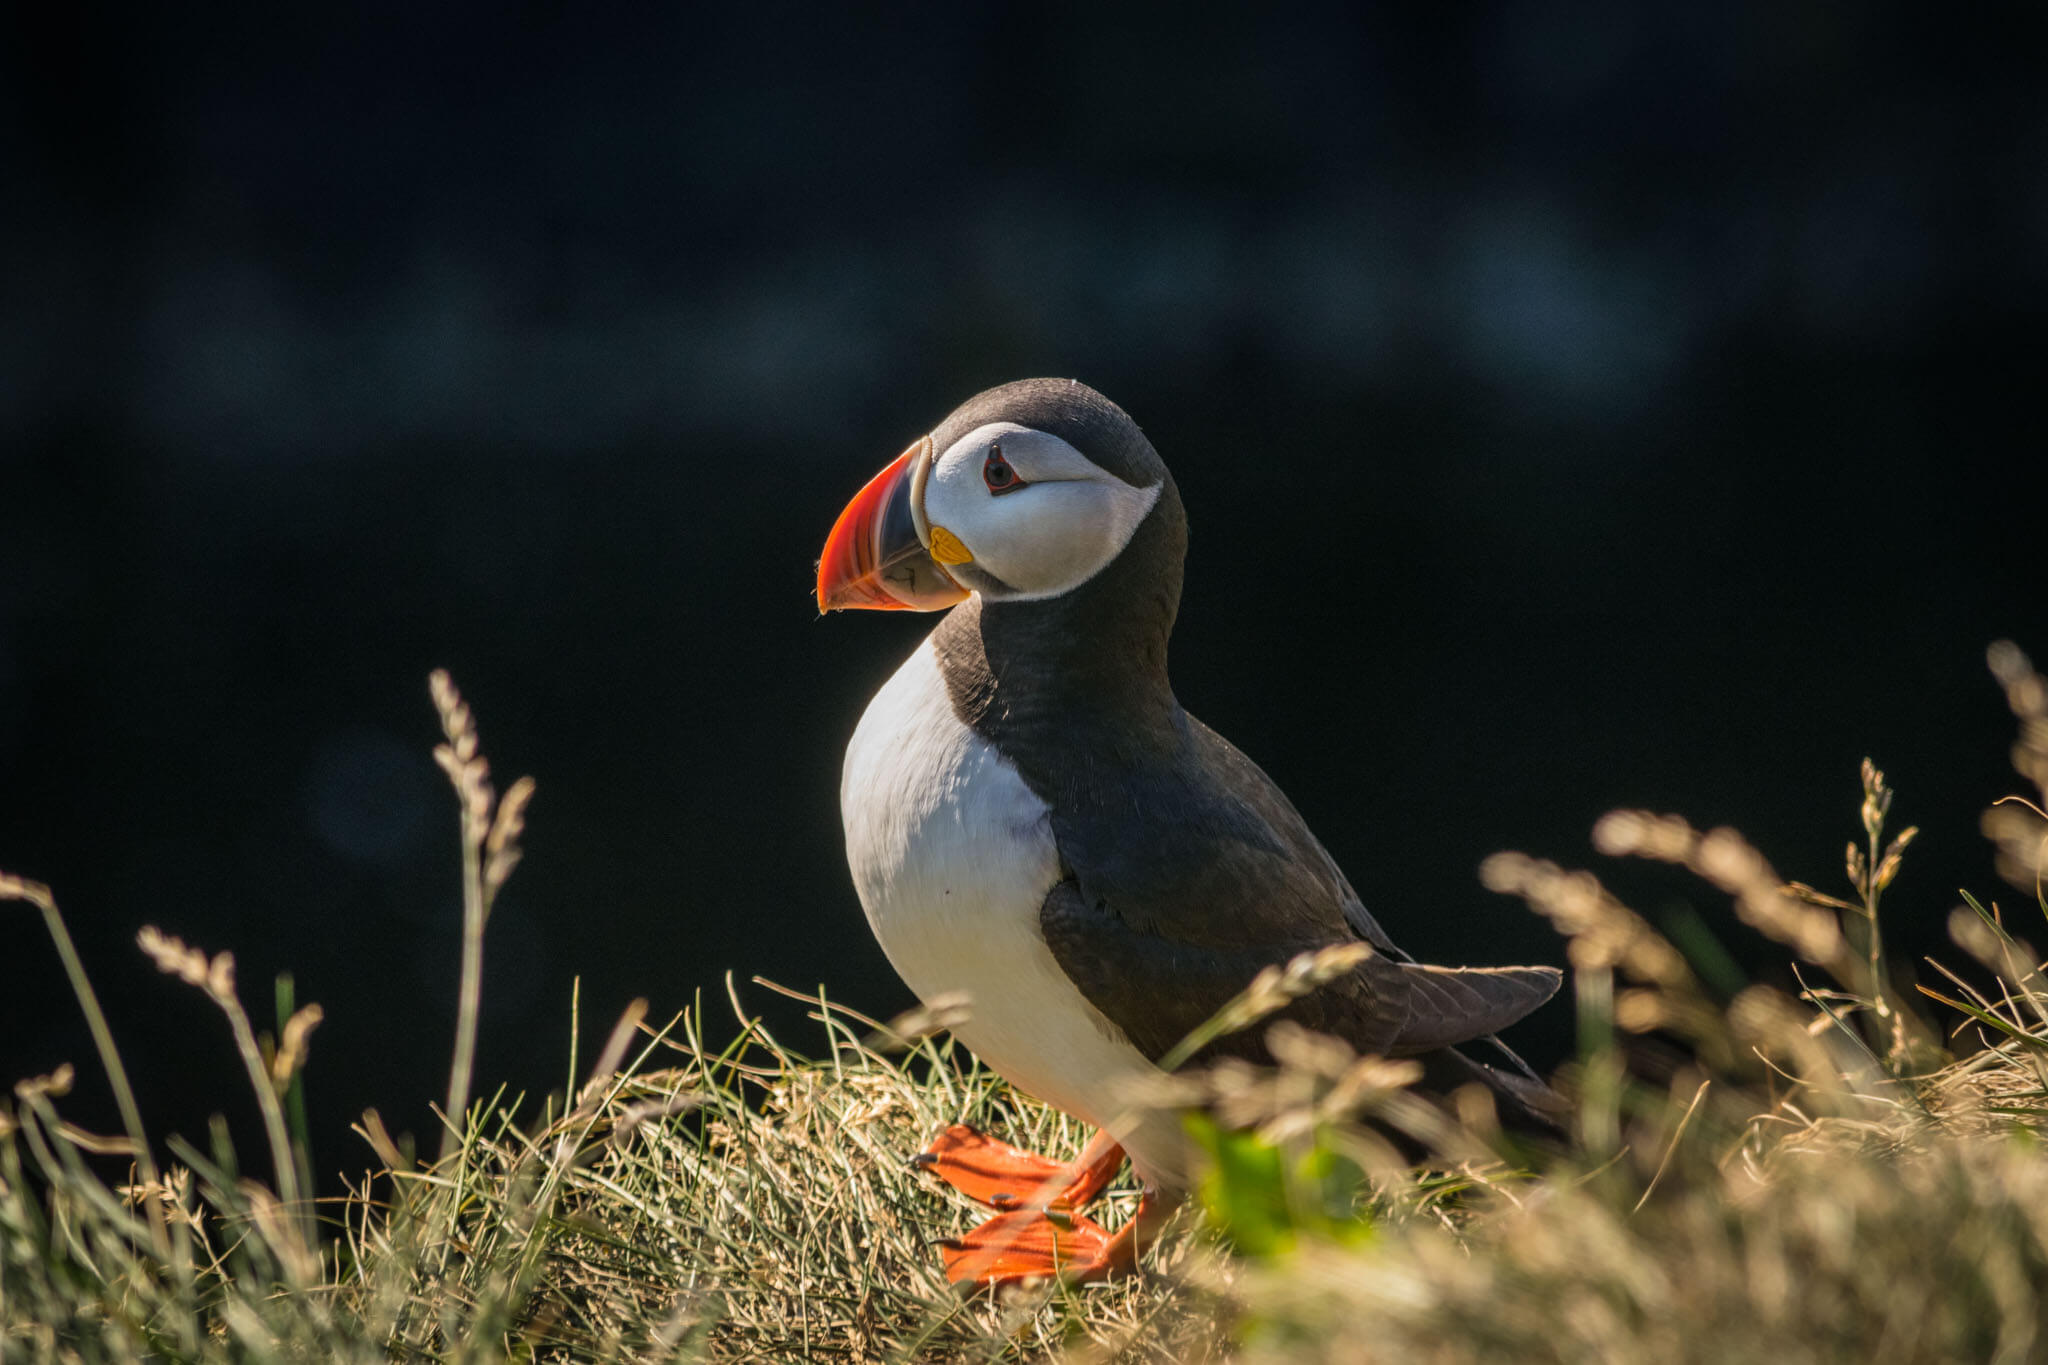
(1416, 1044), (1571, 1137)
(1389, 963), (1562, 1055)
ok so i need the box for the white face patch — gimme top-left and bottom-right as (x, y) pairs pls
(920, 422), (1163, 602)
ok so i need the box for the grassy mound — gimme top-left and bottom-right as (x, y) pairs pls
(5, 643), (2048, 1362)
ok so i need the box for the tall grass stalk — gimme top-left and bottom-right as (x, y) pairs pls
(0, 873), (173, 1267)
(135, 927), (319, 1257)
(426, 669), (536, 1165)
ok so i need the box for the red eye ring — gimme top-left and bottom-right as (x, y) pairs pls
(983, 443), (1028, 496)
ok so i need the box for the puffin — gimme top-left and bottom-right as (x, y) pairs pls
(816, 378), (1561, 1286)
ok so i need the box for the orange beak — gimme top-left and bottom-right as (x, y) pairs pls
(816, 437), (971, 612)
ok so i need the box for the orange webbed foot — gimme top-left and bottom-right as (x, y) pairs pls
(936, 1206), (1135, 1286)
(914, 1124), (1144, 1287)
(913, 1123), (1122, 1210)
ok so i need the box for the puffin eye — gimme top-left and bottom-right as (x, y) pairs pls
(983, 444), (1027, 496)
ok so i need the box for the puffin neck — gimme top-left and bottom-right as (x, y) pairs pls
(932, 484), (1187, 751)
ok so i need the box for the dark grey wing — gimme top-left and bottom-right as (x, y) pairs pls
(1038, 710), (1558, 1067)
(1039, 877), (1413, 1064)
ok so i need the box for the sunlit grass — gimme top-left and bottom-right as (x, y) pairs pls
(5, 641), (2048, 1361)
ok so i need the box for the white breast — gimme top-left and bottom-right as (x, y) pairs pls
(840, 634), (1186, 1186)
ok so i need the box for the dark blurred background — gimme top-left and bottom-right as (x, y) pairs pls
(3, 3), (2040, 1187)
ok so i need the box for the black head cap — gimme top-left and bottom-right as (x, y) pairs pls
(928, 378), (1170, 492)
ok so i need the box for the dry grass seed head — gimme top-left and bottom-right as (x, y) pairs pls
(14, 1063), (75, 1102)
(1596, 811), (1845, 969)
(1234, 943), (1377, 1034)
(1480, 850), (1692, 990)
(270, 1003), (324, 1088)
(1989, 640), (2048, 796)
(137, 924), (237, 1003)
(873, 990), (975, 1049)
(429, 667), (495, 843)
(1985, 641), (2048, 894)
(0, 870), (57, 913)
(484, 774), (537, 899)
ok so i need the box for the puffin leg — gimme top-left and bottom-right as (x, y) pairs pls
(913, 1123), (1125, 1210)
(936, 1190), (1172, 1288)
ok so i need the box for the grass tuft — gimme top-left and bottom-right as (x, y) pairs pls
(5, 640), (2048, 1361)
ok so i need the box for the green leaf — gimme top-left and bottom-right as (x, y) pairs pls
(1186, 1112), (1373, 1261)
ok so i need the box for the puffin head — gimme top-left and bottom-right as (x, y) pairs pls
(816, 379), (1175, 613)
